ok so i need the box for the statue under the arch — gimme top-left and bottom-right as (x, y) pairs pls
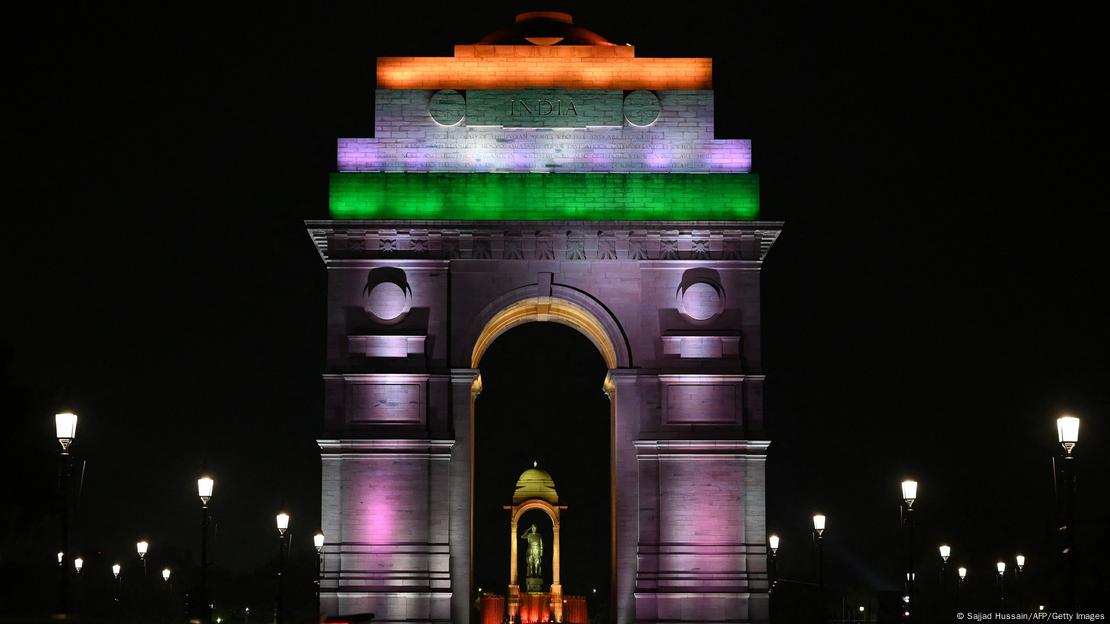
(521, 524), (543, 581)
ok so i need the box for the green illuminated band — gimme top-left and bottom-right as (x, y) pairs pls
(329, 172), (759, 220)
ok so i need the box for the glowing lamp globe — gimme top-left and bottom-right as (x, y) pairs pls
(198, 476), (214, 506)
(314, 531), (325, 553)
(901, 480), (918, 507)
(1057, 416), (1080, 454)
(55, 412), (78, 452)
(958, 566), (967, 580)
(74, 557), (83, 573)
(137, 540), (149, 558)
(57, 552), (63, 565)
(1016, 554), (1025, 570)
(812, 513), (826, 536)
(939, 544), (951, 562)
(996, 561), (1006, 574)
(112, 563), (121, 578)
(162, 568), (171, 582)
(276, 512), (290, 536)
(768, 534), (780, 554)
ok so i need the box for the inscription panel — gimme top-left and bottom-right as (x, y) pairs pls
(466, 89), (623, 128)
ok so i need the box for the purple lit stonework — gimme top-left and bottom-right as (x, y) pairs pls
(313, 14), (779, 624)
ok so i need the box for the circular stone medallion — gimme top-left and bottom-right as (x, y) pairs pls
(679, 282), (723, 321)
(623, 90), (661, 127)
(366, 282), (410, 322)
(428, 89), (465, 126)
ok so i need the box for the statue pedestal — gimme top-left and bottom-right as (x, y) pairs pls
(525, 576), (544, 592)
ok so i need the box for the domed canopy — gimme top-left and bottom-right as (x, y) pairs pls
(478, 12), (616, 47)
(513, 465), (559, 504)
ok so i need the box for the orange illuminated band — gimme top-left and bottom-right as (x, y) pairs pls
(378, 45), (711, 90)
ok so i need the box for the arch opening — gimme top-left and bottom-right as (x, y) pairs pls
(471, 318), (613, 623)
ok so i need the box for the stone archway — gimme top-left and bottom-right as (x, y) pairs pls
(312, 11), (779, 624)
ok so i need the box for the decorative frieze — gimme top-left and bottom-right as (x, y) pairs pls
(308, 221), (780, 263)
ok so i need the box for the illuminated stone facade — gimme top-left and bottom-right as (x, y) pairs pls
(311, 12), (780, 624)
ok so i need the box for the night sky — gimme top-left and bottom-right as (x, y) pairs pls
(4, 2), (1107, 618)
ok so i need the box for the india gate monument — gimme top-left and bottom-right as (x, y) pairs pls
(310, 11), (780, 623)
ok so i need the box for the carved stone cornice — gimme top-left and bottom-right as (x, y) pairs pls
(305, 220), (782, 264)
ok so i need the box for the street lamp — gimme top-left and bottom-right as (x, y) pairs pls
(997, 561), (1007, 605)
(137, 540), (149, 577)
(1015, 554), (1025, 573)
(954, 566), (967, 611)
(314, 531), (325, 618)
(813, 514), (826, 623)
(275, 511), (290, 624)
(1053, 414), (1080, 610)
(111, 564), (122, 609)
(74, 557), (83, 574)
(938, 544), (951, 614)
(767, 533), (780, 618)
(54, 412), (77, 615)
(198, 475), (215, 624)
(57, 552), (63, 566)
(900, 480), (918, 621)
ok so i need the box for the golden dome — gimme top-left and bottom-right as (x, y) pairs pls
(513, 465), (559, 504)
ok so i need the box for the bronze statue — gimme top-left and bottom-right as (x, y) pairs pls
(521, 523), (543, 577)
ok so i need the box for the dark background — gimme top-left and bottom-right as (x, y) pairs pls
(4, 2), (1106, 619)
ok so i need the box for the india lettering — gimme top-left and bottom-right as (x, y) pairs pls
(510, 98), (579, 117)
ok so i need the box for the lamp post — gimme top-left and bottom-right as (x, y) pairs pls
(957, 567), (967, 611)
(275, 511), (290, 624)
(55, 412), (77, 615)
(314, 531), (325, 618)
(198, 475), (215, 623)
(939, 545), (951, 614)
(1015, 554), (1025, 609)
(136, 540), (149, 617)
(768, 534), (779, 621)
(163, 567), (173, 621)
(900, 480), (917, 621)
(996, 561), (1006, 606)
(73, 557), (83, 612)
(112, 564), (122, 612)
(813, 514), (826, 623)
(1054, 415), (1079, 610)
(137, 540), (149, 576)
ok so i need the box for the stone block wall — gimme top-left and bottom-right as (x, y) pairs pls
(337, 90), (750, 174)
